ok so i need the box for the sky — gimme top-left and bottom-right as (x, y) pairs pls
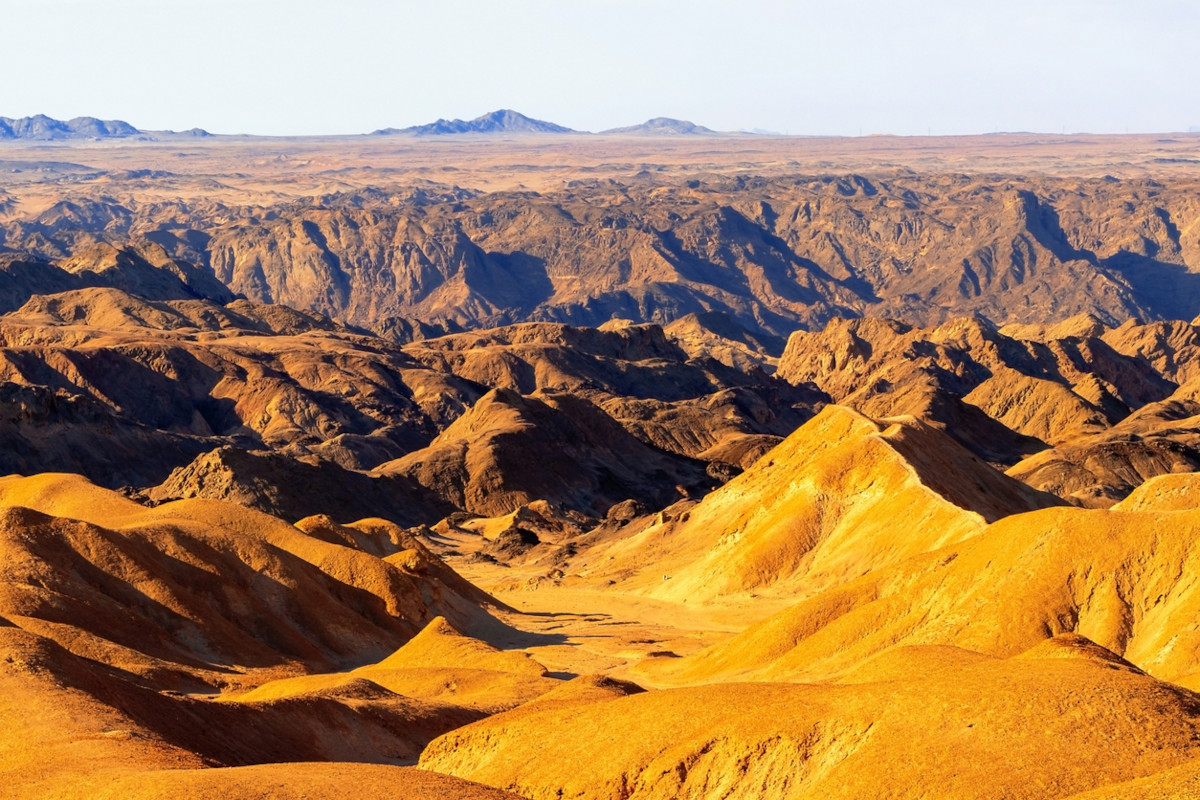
(2, 0), (1197, 136)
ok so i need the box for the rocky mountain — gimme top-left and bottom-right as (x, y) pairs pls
(0, 285), (485, 487)
(0, 246), (234, 312)
(377, 387), (713, 518)
(600, 117), (718, 135)
(0, 114), (140, 140)
(399, 320), (822, 467)
(375, 109), (575, 136)
(662, 311), (787, 371)
(147, 446), (457, 525)
(776, 315), (1179, 466)
(0, 286), (817, 524)
(769, 313), (1200, 509)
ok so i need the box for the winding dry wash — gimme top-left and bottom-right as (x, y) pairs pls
(3, 124), (1200, 799)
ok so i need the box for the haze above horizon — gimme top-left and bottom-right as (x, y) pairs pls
(3, 0), (1196, 138)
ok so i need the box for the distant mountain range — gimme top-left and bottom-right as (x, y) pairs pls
(0, 111), (728, 141)
(0, 114), (210, 141)
(0, 115), (140, 141)
(599, 117), (717, 136)
(5, 112), (1199, 141)
(373, 110), (727, 137)
(2, 111), (727, 141)
(374, 109), (576, 136)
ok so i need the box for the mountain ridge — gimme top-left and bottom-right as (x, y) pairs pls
(600, 117), (718, 136)
(0, 114), (140, 141)
(0, 114), (211, 140)
(373, 109), (576, 136)
(0, 111), (730, 139)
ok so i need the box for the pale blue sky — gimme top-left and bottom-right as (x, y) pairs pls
(3, 0), (1196, 136)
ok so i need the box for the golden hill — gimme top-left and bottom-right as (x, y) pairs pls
(0, 624), (519, 799)
(575, 404), (1057, 603)
(0, 475), (543, 799)
(234, 615), (558, 715)
(0, 473), (505, 683)
(654, 472), (1200, 687)
(420, 637), (1200, 800)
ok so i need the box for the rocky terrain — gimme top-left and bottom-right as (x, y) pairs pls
(775, 313), (1200, 504)
(3, 131), (1200, 798)
(3, 130), (1200, 342)
(0, 280), (814, 522)
(3, 172), (1199, 340)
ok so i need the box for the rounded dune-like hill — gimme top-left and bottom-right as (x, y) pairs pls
(421, 636), (1200, 800)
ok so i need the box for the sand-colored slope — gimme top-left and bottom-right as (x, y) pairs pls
(582, 405), (1057, 603)
(0, 474), (535, 798)
(239, 615), (558, 714)
(1112, 471), (1200, 512)
(660, 473), (1200, 687)
(373, 615), (546, 675)
(0, 625), (520, 800)
(89, 764), (525, 800)
(0, 473), (505, 683)
(1061, 759), (1200, 800)
(0, 625), (205, 800)
(421, 637), (1200, 800)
